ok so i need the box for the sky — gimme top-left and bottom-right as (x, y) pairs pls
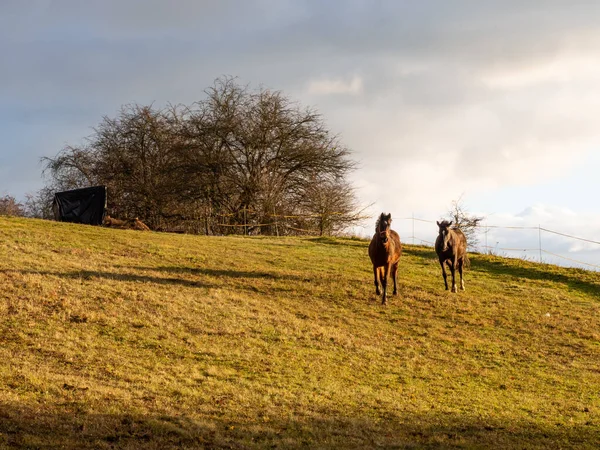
(1, 0), (599, 269)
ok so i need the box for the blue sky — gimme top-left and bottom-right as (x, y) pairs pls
(1, 0), (599, 268)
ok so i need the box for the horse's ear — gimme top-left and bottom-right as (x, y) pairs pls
(386, 213), (392, 220)
(449, 221), (453, 227)
(436, 221), (440, 226)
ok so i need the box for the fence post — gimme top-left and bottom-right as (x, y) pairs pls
(244, 208), (247, 236)
(538, 224), (542, 263)
(485, 222), (488, 254)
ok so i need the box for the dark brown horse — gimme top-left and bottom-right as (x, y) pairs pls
(368, 213), (402, 305)
(435, 220), (468, 293)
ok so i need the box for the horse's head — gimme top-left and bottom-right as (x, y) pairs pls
(436, 220), (453, 251)
(376, 213), (392, 244)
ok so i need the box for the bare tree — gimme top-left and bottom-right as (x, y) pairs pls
(42, 104), (181, 229)
(294, 177), (369, 236)
(40, 77), (362, 235)
(446, 195), (484, 250)
(179, 77), (356, 234)
(41, 145), (96, 190)
(91, 104), (181, 228)
(0, 195), (25, 216)
(23, 188), (55, 219)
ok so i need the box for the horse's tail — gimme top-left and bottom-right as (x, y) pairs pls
(463, 252), (471, 269)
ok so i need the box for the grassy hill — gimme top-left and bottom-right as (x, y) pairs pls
(0, 216), (599, 449)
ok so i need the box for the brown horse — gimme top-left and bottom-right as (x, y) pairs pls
(368, 213), (402, 305)
(435, 220), (468, 293)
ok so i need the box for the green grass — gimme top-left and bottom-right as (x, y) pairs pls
(0, 216), (599, 449)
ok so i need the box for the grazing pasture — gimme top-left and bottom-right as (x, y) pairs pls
(0, 217), (599, 449)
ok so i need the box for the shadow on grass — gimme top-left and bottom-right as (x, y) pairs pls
(307, 236), (369, 247)
(0, 269), (215, 289)
(0, 403), (598, 449)
(471, 257), (600, 298)
(403, 245), (438, 261)
(125, 266), (308, 282)
(405, 246), (600, 299)
(3, 267), (315, 298)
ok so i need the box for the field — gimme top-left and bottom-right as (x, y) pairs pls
(0, 216), (599, 449)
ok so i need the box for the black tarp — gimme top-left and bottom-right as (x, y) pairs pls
(52, 186), (107, 225)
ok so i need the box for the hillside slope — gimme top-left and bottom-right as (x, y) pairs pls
(0, 217), (599, 449)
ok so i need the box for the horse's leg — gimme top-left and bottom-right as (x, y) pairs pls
(373, 265), (380, 296)
(450, 258), (457, 293)
(381, 264), (389, 305)
(440, 259), (448, 290)
(458, 257), (465, 291)
(391, 262), (398, 296)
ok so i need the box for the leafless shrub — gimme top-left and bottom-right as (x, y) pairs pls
(41, 77), (363, 235)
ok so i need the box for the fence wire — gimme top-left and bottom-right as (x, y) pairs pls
(396, 216), (600, 271)
(539, 227), (600, 245)
(541, 249), (600, 270)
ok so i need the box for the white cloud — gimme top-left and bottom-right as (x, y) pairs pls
(481, 54), (599, 89)
(307, 75), (363, 96)
(471, 205), (600, 269)
(370, 203), (600, 270)
(2, 1), (600, 271)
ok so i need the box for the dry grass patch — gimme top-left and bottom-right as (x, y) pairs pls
(0, 217), (599, 448)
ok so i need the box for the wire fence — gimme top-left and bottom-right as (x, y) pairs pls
(159, 208), (600, 271)
(394, 216), (600, 271)
(156, 209), (370, 236)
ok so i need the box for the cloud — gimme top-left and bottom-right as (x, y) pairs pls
(1, 1), (600, 270)
(307, 75), (363, 96)
(471, 205), (600, 269)
(363, 203), (600, 270)
(480, 54), (598, 89)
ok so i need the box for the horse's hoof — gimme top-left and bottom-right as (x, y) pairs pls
(451, 286), (457, 293)
(393, 291), (398, 296)
(376, 290), (381, 296)
(381, 300), (387, 306)
(461, 286), (465, 291)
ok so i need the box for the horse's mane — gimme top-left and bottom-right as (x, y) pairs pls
(375, 213), (390, 232)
